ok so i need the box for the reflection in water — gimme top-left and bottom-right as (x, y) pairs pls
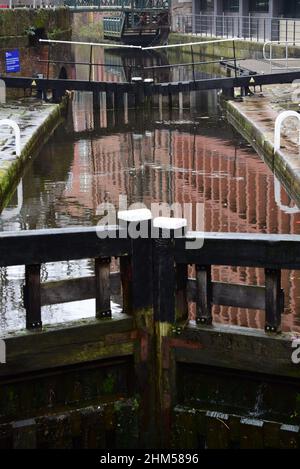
(1, 90), (300, 333)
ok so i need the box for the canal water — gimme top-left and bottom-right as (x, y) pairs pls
(1, 47), (300, 333)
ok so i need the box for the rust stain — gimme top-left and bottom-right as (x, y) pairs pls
(168, 338), (205, 350)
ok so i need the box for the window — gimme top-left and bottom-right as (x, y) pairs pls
(223, 0), (239, 12)
(249, 0), (269, 13)
(283, 0), (300, 18)
(200, 0), (214, 12)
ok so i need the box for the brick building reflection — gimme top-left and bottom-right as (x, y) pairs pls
(63, 96), (300, 332)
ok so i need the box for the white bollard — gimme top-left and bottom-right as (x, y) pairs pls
(0, 119), (21, 157)
(0, 79), (6, 104)
(274, 110), (300, 152)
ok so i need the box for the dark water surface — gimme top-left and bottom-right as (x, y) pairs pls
(1, 46), (300, 332)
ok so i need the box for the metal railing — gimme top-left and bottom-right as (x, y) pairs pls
(38, 37), (238, 82)
(173, 14), (300, 43)
(263, 40), (300, 72)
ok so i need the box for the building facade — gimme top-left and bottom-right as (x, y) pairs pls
(192, 1), (300, 18)
(173, 0), (300, 41)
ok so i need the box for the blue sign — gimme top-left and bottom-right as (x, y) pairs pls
(5, 50), (20, 73)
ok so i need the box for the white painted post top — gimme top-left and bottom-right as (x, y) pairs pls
(131, 77), (143, 82)
(118, 209), (152, 222)
(153, 217), (187, 230)
(144, 78), (154, 83)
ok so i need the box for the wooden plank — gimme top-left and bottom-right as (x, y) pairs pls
(196, 265), (212, 325)
(2, 228), (300, 270)
(0, 226), (130, 267)
(206, 411), (230, 449)
(173, 324), (300, 379)
(40, 272), (121, 306)
(171, 407), (198, 449)
(24, 264), (42, 330)
(279, 424), (300, 448)
(0, 314), (134, 377)
(175, 232), (300, 269)
(12, 419), (36, 449)
(153, 238), (176, 323)
(263, 421), (280, 449)
(95, 257), (111, 319)
(265, 269), (283, 332)
(38, 415), (72, 449)
(239, 418), (264, 449)
(188, 279), (266, 310)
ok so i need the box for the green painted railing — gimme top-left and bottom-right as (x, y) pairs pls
(103, 13), (125, 37)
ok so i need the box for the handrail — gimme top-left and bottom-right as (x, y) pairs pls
(39, 38), (238, 82)
(1, 227), (300, 267)
(39, 37), (235, 51)
(39, 38), (143, 49)
(143, 37), (236, 51)
(263, 40), (300, 72)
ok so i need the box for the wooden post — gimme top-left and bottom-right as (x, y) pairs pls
(144, 78), (154, 111)
(153, 237), (176, 324)
(176, 263), (188, 323)
(118, 209), (156, 447)
(222, 87), (235, 99)
(24, 264), (42, 330)
(93, 90), (99, 110)
(196, 265), (212, 325)
(95, 257), (111, 319)
(106, 91), (115, 110)
(265, 268), (282, 333)
(152, 217), (187, 447)
(168, 92), (172, 113)
(118, 209), (153, 317)
(131, 77), (144, 108)
(153, 217), (187, 324)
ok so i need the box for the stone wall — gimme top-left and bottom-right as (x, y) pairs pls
(0, 7), (71, 42)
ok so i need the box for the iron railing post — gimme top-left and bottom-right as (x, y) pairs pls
(89, 44), (93, 82)
(191, 45), (195, 82)
(233, 40), (237, 78)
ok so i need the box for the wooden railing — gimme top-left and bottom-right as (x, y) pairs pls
(173, 232), (300, 333)
(1, 222), (300, 333)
